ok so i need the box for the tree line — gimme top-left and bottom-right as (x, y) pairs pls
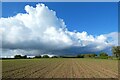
(14, 46), (120, 60)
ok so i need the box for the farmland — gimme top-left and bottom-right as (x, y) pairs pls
(2, 58), (118, 78)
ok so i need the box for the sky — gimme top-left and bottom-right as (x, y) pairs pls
(0, 2), (118, 57)
(2, 2), (118, 35)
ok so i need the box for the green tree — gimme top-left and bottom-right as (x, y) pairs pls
(35, 55), (41, 58)
(89, 54), (97, 58)
(42, 55), (49, 58)
(77, 54), (84, 58)
(99, 52), (108, 59)
(14, 55), (22, 59)
(14, 55), (27, 59)
(112, 46), (120, 59)
(51, 56), (58, 58)
(22, 55), (27, 59)
(84, 54), (90, 58)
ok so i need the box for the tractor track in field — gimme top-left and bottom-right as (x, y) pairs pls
(3, 61), (46, 78)
(22, 60), (54, 78)
(41, 61), (64, 78)
(46, 60), (65, 78)
(2, 60), (42, 73)
(2, 59), (118, 78)
(85, 62), (118, 78)
(38, 61), (64, 78)
(78, 60), (117, 78)
(74, 59), (94, 78)
(3, 63), (33, 73)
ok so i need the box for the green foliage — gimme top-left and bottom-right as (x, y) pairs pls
(99, 56), (108, 59)
(77, 54), (84, 58)
(99, 52), (108, 56)
(108, 56), (113, 60)
(112, 46), (120, 59)
(84, 54), (90, 58)
(99, 52), (108, 59)
(58, 56), (76, 58)
(23, 55), (27, 59)
(35, 55), (41, 58)
(77, 53), (97, 58)
(14, 55), (22, 59)
(51, 56), (58, 58)
(89, 54), (97, 57)
(42, 55), (49, 58)
(14, 55), (27, 59)
(84, 54), (97, 58)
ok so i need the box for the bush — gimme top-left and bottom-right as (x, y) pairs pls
(99, 52), (108, 56)
(14, 55), (22, 59)
(84, 54), (90, 58)
(51, 56), (58, 58)
(22, 55), (27, 59)
(77, 54), (84, 58)
(77, 53), (97, 58)
(14, 55), (27, 59)
(99, 56), (108, 59)
(108, 56), (113, 60)
(99, 52), (108, 59)
(89, 54), (97, 58)
(35, 55), (41, 58)
(42, 55), (49, 58)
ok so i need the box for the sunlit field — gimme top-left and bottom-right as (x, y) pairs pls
(2, 58), (118, 78)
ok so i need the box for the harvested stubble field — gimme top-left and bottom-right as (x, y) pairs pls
(2, 58), (118, 78)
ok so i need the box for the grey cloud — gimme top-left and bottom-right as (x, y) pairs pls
(0, 3), (118, 57)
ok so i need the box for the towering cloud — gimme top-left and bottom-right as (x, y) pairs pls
(0, 3), (118, 57)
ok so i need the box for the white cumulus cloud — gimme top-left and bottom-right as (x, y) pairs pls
(0, 3), (118, 57)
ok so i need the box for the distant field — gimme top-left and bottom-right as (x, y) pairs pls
(2, 58), (118, 78)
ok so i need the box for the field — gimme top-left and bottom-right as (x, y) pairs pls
(2, 58), (118, 78)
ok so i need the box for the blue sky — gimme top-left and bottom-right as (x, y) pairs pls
(1, 2), (118, 57)
(2, 2), (118, 35)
